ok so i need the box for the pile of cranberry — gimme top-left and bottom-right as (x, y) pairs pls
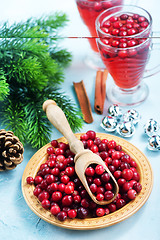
(26, 131), (142, 221)
(100, 13), (149, 53)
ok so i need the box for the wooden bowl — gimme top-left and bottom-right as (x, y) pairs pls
(21, 133), (153, 230)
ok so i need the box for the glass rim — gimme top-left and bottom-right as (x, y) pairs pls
(96, 4), (152, 41)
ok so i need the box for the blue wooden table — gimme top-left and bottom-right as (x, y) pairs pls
(0, 0), (160, 239)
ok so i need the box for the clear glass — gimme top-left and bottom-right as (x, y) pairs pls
(96, 5), (152, 106)
(75, 0), (124, 69)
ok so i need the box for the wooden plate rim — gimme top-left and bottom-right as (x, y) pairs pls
(21, 133), (153, 230)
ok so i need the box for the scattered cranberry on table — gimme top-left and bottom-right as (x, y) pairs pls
(26, 130), (142, 221)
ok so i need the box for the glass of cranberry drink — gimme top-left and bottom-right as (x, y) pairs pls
(96, 5), (153, 106)
(75, 0), (124, 69)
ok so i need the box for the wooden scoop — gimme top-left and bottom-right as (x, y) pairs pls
(43, 100), (119, 205)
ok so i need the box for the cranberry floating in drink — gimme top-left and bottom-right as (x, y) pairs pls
(75, 0), (124, 68)
(96, 5), (153, 106)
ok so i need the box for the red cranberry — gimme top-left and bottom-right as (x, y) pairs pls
(50, 205), (61, 216)
(105, 157), (112, 165)
(94, 137), (101, 146)
(97, 186), (105, 194)
(121, 169), (133, 181)
(118, 50), (128, 58)
(47, 147), (54, 155)
(68, 209), (77, 219)
(65, 166), (75, 177)
(108, 203), (116, 213)
(138, 16), (146, 23)
(101, 172), (110, 183)
(85, 166), (95, 177)
(96, 208), (105, 217)
(108, 140), (116, 149)
(120, 162), (130, 170)
(116, 199), (126, 209)
(110, 16), (118, 22)
(96, 193), (104, 201)
(105, 182), (113, 191)
(123, 182), (132, 192)
(117, 178), (126, 187)
(80, 133), (89, 141)
(95, 165), (104, 175)
(33, 187), (42, 197)
(38, 191), (49, 202)
(127, 28), (137, 35)
(61, 175), (70, 184)
(100, 151), (109, 160)
(58, 142), (68, 151)
(73, 195), (81, 204)
(104, 191), (114, 201)
(52, 191), (62, 202)
(133, 182), (142, 193)
(90, 183), (98, 193)
(62, 195), (73, 206)
(111, 151), (121, 160)
(119, 31), (127, 36)
(81, 198), (90, 208)
(108, 165), (116, 173)
(40, 180), (48, 190)
(56, 155), (65, 163)
(41, 199), (50, 210)
(104, 207), (110, 215)
(48, 159), (56, 168)
(51, 140), (58, 148)
(50, 182), (58, 192)
(26, 176), (34, 184)
(77, 207), (89, 219)
(114, 170), (122, 179)
(46, 175), (55, 185)
(112, 159), (121, 168)
(93, 178), (101, 186)
(120, 14), (129, 20)
(57, 211), (67, 221)
(102, 20), (111, 28)
(65, 185), (74, 195)
(55, 148), (64, 156)
(127, 189), (137, 200)
(51, 167), (60, 176)
(87, 139), (93, 148)
(132, 172), (140, 181)
(90, 144), (99, 153)
(86, 130), (96, 140)
(129, 180), (137, 188)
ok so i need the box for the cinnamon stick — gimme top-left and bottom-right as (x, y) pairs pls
(73, 80), (93, 124)
(94, 69), (108, 114)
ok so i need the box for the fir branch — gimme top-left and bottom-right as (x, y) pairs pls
(24, 102), (51, 149)
(0, 13), (84, 149)
(0, 69), (9, 101)
(0, 99), (26, 143)
(50, 49), (72, 67)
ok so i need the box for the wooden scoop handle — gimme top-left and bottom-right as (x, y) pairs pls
(43, 100), (85, 157)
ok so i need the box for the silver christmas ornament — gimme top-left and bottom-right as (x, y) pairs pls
(144, 119), (159, 137)
(123, 109), (141, 125)
(108, 104), (123, 120)
(148, 135), (160, 151)
(100, 116), (118, 132)
(116, 121), (135, 137)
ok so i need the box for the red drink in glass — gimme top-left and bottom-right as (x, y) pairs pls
(96, 5), (152, 105)
(76, 0), (124, 52)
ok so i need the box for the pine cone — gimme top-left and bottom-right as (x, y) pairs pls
(0, 129), (24, 171)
